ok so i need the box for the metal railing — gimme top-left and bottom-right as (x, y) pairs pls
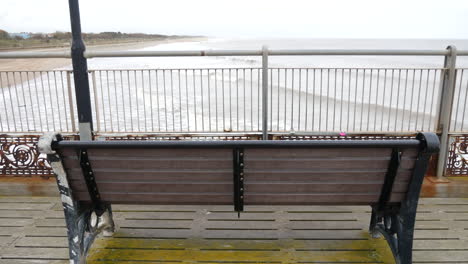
(1, 67), (454, 134)
(0, 71), (76, 133)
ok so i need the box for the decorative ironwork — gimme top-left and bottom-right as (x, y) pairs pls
(0, 134), (77, 177)
(446, 135), (468, 176)
(0, 135), (52, 177)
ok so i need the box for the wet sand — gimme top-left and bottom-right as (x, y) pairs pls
(0, 37), (206, 72)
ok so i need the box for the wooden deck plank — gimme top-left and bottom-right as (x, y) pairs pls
(2, 197), (468, 264)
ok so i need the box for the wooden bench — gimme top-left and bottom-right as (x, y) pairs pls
(39, 132), (439, 264)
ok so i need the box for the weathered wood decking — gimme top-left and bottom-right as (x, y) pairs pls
(1, 196), (468, 263)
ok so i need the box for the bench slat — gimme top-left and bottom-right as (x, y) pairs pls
(74, 192), (233, 204)
(245, 193), (406, 205)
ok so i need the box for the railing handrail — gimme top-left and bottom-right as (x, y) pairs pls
(2, 48), (468, 59)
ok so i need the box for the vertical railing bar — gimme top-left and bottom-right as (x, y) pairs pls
(401, 69), (409, 131)
(250, 68), (253, 131)
(229, 69), (232, 132)
(0, 73), (4, 131)
(178, 69), (183, 131)
(353, 69), (358, 132)
(453, 69), (464, 131)
(236, 69), (239, 131)
(112, 71), (118, 132)
(118, 70), (124, 132)
(414, 70), (423, 130)
(133, 70), (139, 132)
(207, 69), (211, 132)
(163, 70), (168, 132)
(326, 69), (330, 131)
(193, 69), (197, 131)
(305, 69), (309, 131)
(59, 71), (69, 132)
(0, 73), (10, 131)
(284, 69), (288, 131)
(39, 72), (48, 131)
(54, 72), (62, 131)
(262, 46), (268, 138)
(269, 68), (272, 132)
(90, 71), (99, 133)
(332, 69), (337, 131)
(360, 69), (365, 131)
(422, 69), (431, 130)
(35, 72), (43, 131)
(221, 69), (225, 131)
(298, 69), (302, 131)
(200, 69), (204, 131)
(18, 72), (31, 132)
(366, 69), (372, 131)
(319, 69), (322, 131)
(100, 70), (106, 132)
(46, 72), (56, 131)
(243, 69), (246, 131)
(381, 69), (387, 131)
(148, 70), (154, 131)
(312, 69), (316, 131)
(408, 70), (416, 131)
(26, 72), (37, 131)
(277, 69), (280, 131)
(215, 69), (219, 131)
(434, 68), (446, 132)
(340, 69), (344, 132)
(260, 68), (264, 131)
(387, 69), (394, 131)
(291, 69), (295, 131)
(171, 70), (176, 132)
(394, 70), (402, 131)
(111, 71), (117, 131)
(428, 69), (437, 131)
(185, 69), (190, 132)
(12, 72), (22, 131)
(461, 70), (468, 130)
(347, 69), (351, 131)
(106, 70), (113, 132)
(374, 69), (380, 132)
(126, 70), (133, 132)
(155, 70), (161, 132)
(7, 73), (18, 131)
(168, 69), (176, 132)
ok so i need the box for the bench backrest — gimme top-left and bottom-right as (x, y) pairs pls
(51, 133), (439, 208)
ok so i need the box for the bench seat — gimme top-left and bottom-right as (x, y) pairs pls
(39, 132), (439, 264)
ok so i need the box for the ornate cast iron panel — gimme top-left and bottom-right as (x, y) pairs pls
(446, 135), (468, 176)
(0, 135), (52, 177)
(0, 134), (78, 177)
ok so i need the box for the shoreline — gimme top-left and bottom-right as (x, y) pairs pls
(0, 36), (207, 72)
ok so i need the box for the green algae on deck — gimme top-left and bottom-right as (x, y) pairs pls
(88, 231), (396, 263)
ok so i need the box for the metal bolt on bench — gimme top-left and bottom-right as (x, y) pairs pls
(39, 132), (439, 264)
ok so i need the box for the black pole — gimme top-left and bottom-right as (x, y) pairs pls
(68, 0), (93, 140)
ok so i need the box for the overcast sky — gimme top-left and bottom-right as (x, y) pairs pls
(1, 0), (468, 39)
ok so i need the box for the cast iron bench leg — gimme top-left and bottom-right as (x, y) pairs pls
(39, 133), (115, 263)
(370, 205), (416, 264)
(51, 152), (115, 264)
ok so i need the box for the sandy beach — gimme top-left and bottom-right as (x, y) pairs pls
(0, 37), (206, 72)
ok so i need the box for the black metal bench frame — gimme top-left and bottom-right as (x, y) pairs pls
(39, 132), (439, 264)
